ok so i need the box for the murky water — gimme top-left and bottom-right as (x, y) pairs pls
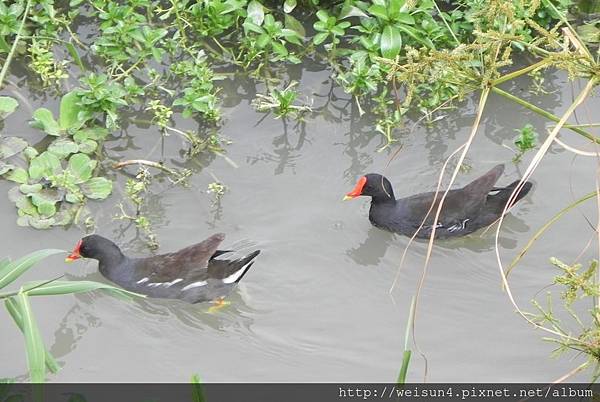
(1, 57), (598, 381)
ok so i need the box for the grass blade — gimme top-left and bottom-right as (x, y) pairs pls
(0, 249), (64, 290)
(15, 293), (46, 382)
(397, 351), (412, 384)
(5, 298), (60, 374)
(191, 374), (205, 402)
(493, 76), (597, 345)
(23, 280), (144, 299)
(397, 297), (415, 384)
(505, 191), (597, 278)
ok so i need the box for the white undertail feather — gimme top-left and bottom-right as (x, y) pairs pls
(182, 280), (208, 291)
(222, 259), (255, 284)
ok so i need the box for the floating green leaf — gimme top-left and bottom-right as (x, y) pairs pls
(73, 127), (109, 142)
(29, 152), (61, 180)
(52, 204), (79, 226)
(9, 186), (24, 203)
(23, 146), (38, 160)
(0, 160), (15, 175)
(59, 91), (84, 131)
(65, 192), (81, 204)
(80, 177), (112, 200)
(19, 183), (42, 194)
(0, 137), (27, 159)
(24, 216), (55, 230)
(5, 168), (28, 184)
(16, 196), (38, 217)
(76, 139), (97, 154)
(67, 153), (95, 184)
(0, 96), (18, 118)
(48, 138), (79, 159)
(31, 109), (61, 136)
(30, 194), (58, 218)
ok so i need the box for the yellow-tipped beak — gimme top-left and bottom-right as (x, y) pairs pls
(343, 195), (355, 201)
(65, 253), (80, 263)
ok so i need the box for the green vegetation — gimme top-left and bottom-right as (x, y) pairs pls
(0, 249), (143, 382)
(513, 123), (539, 161)
(0, 0), (590, 232)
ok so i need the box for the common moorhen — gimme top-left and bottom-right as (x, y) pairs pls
(344, 164), (532, 239)
(66, 234), (260, 303)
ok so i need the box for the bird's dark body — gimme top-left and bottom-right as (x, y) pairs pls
(76, 234), (260, 303)
(357, 165), (532, 239)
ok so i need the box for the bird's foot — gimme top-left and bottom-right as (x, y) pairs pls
(207, 297), (230, 313)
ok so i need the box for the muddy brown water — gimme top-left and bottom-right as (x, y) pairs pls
(0, 60), (598, 381)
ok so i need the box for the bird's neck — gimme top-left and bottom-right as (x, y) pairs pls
(370, 191), (396, 205)
(96, 249), (128, 280)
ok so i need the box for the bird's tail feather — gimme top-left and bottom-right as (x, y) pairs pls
(490, 180), (533, 210)
(222, 250), (261, 284)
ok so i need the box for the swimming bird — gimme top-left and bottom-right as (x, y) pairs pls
(65, 234), (260, 303)
(344, 164), (532, 239)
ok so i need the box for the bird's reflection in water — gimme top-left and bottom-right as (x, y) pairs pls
(46, 271), (259, 366)
(347, 214), (531, 267)
(346, 227), (396, 266)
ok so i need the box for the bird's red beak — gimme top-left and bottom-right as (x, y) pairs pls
(65, 240), (82, 263)
(344, 176), (367, 200)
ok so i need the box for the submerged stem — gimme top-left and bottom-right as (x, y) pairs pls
(113, 159), (179, 176)
(492, 87), (600, 144)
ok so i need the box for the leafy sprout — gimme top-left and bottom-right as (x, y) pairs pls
(513, 123), (539, 162)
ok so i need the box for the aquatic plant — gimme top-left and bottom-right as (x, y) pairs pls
(0, 249), (142, 382)
(513, 123), (539, 162)
(252, 81), (312, 118)
(0, 0), (582, 232)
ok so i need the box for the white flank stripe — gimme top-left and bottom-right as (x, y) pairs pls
(136, 277), (149, 284)
(182, 281), (208, 291)
(147, 282), (164, 288)
(163, 278), (183, 287)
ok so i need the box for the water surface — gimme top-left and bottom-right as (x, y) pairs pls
(0, 59), (597, 382)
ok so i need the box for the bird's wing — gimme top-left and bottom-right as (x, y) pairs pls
(399, 165), (504, 230)
(132, 233), (226, 284)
